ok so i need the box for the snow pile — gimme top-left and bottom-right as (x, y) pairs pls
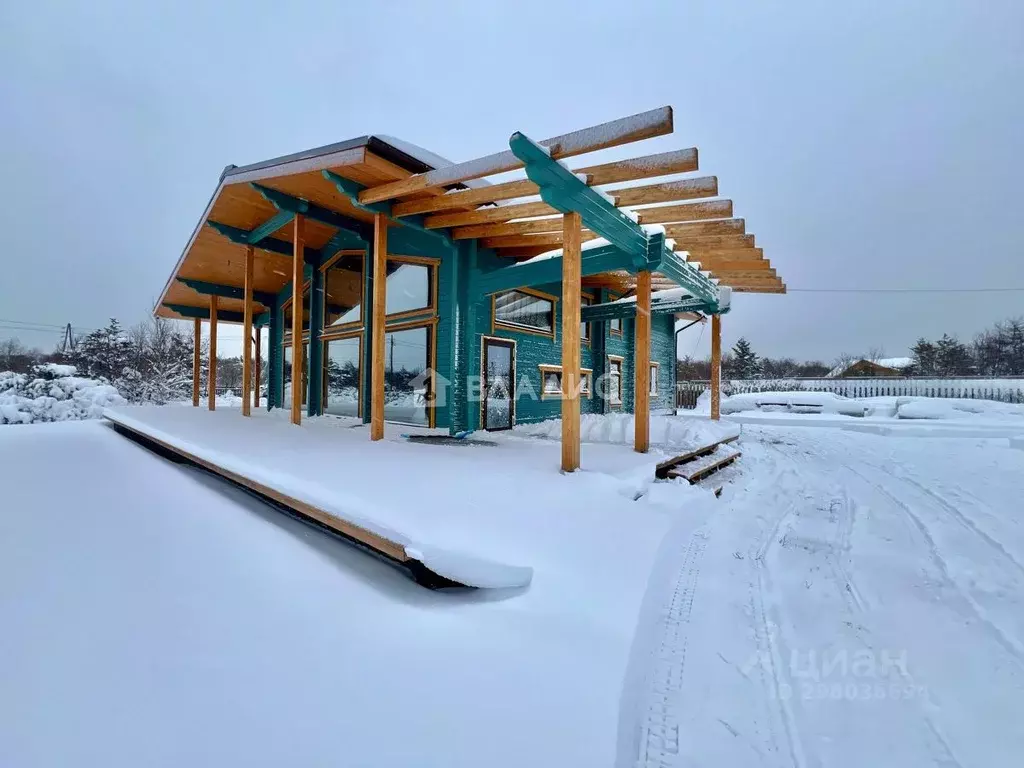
(512, 412), (739, 449)
(721, 391), (868, 417)
(893, 397), (1024, 420)
(0, 364), (125, 425)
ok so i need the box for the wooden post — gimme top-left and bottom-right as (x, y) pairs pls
(208, 296), (218, 411)
(370, 213), (388, 440)
(710, 313), (721, 421)
(634, 270), (651, 452)
(254, 328), (261, 410)
(561, 211), (582, 472)
(290, 215), (304, 425)
(192, 318), (201, 407)
(241, 245), (254, 417)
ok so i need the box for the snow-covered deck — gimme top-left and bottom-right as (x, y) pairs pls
(103, 406), (723, 588)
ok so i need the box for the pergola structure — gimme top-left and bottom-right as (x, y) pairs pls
(156, 106), (784, 472)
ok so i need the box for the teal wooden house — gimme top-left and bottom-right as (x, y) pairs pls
(155, 106), (783, 471)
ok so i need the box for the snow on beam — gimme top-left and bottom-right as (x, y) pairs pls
(476, 242), (636, 295)
(391, 148), (700, 218)
(359, 106), (674, 204)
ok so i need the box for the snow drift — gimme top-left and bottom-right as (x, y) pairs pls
(512, 411), (739, 449)
(0, 364), (125, 425)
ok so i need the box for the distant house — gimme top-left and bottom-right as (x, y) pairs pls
(827, 357), (913, 378)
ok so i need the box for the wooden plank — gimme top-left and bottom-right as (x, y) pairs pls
(612, 176), (718, 207)
(482, 231), (600, 250)
(453, 217), (563, 240)
(253, 327), (262, 410)
(425, 200), (555, 229)
(241, 245), (254, 417)
(672, 233), (756, 250)
(636, 200), (733, 226)
(105, 415), (408, 562)
(392, 148), (700, 218)
(733, 284), (787, 294)
(698, 259), (770, 272)
(710, 313), (721, 421)
(370, 213), (387, 440)
(561, 212), (582, 472)
(669, 449), (742, 484)
(208, 296), (218, 411)
(655, 434), (739, 477)
(290, 216), (304, 426)
(709, 269), (777, 280)
(192, 318), (201, 407)
(665, 219), (745, 237)
(359, 106), (674, 204)
(687, 248), (763, 262)
(634, 270), (651, 453)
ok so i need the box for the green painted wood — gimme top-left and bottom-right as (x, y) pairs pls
(307, 264), (325, 416)
(248, 210), (295, 245)
(207, 221), (321, 264)
(268, 296), (283, 410)
(581, 294), (711, 321)
(508, 131), (722, 310)
(475, 243), (635, 295)
(163, 303), (248, 324)
(176, 277), (278, 307)
(251, 183), (372, 241)
(658, 249), (729, 314)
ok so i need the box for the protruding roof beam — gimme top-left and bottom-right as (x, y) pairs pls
(248, 210), (295, 245)
(164, 303), (270, 326)
(251, 183), (372, 241)
(177, 278), (277, 307)
(476, 243), (638, 296)
(392, 148), (701, 218)
(581, 294), (712, 321)
(206, 221), (325, 265)
(359, 106), (675, 205)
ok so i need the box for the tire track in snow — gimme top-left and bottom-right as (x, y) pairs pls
(818, 448), (1024, 666)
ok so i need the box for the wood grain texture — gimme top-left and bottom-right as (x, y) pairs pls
(253, 328), (261, 410)
(636, 200), (733, 226)
(392, 147), (700, 218)
(208, 296), (218, 412)
(370, 213), (387, 441)
(359, 106), (674, 204)
(192, 318), (201, 407)
(634, 271), (651, 452)
(710, 313), (721, 421)
(561, 212), (582, 472)
(242, 246), (254, 417)
(290, 216), (304, 425)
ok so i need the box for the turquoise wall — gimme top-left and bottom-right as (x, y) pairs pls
(268, 233), (677, 433)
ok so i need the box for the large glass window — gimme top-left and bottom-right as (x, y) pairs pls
(384, 326), (431, 426)
(385, 260), (433, 316)
(324, 253), (363, 328)
(323, 336), (361, 418)
(493, 290), (555, 335)
(282, 343), (309, 405)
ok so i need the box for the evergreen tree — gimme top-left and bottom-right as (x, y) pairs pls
(910, 338), (937, 376)
(934, 334), (973, 376)
(70, 319), (131, 382)
(728, 337), (761, 379)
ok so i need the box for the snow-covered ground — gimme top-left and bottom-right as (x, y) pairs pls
(2, 412), (1023, 766)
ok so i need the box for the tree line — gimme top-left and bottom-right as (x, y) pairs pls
(1, 318), (267, 403)
(675, 316), (1024, 381)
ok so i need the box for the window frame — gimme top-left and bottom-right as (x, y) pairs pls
(320, 250), (366, 335)
(608, 354), (624, 407)
(607, 293), (624, 336)
(321, 332), (363, 420)
(492, 288), (558, 338)
(649, 361), (660, 396)
(580, 293), (593, 344)
(282, 279), (312, 340)
(537, 364), (593, 399)
(384, 254), (439, 322)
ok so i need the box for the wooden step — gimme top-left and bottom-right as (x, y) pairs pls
(655, 434), (739, 479)
(667, 448), (742, 484)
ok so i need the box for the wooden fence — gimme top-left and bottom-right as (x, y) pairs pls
(675, 376), (1024, 409)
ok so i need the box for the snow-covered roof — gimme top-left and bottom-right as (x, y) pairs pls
(826, 357), (914, 378)
(374, 135), (491, 190)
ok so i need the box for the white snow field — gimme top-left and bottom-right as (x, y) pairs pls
(3, 412), (1024, 767)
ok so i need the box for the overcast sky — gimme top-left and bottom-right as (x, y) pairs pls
(1, 0), (1021, 364)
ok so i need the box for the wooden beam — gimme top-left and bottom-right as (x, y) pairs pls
(370, 213), (387, 440)
(241, 245), (254, 418)
(392, 148), (700, 217)
(454, 217), (563, 240)
(208, 296), (218, 412)
(635, 271), (651, 453)
(636, 200), (733, 226)
(710, 269), (777, 280)
(192, 318), (201, 407)
(710, 314), (721, 421)
(482, 231), (599, 250)
(426, 201), (556, 230)
(360, 106), (674, 204)
(612, 176), (718, 207)
(672, 234), (756, 251)
(733, 285), (787, 294)
(685, 248), (763, 262)
(290, 216), (304, 426)
(666, 219), (745, 238)
(562, 212), (582, 472)
(253, 328), (261, 411)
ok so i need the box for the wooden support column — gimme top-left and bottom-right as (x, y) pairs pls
(710, 313), (722, 421)
(208, 296), (218, 411)
(253, 329), (261, 410)
(370, 213), (387, 440)
(634, 270), (651, 452)
(561, 212), (582, 472)
(290, 215), (304, 425)
(241, 245), (254, 417)
(192, 318), (201, 407)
